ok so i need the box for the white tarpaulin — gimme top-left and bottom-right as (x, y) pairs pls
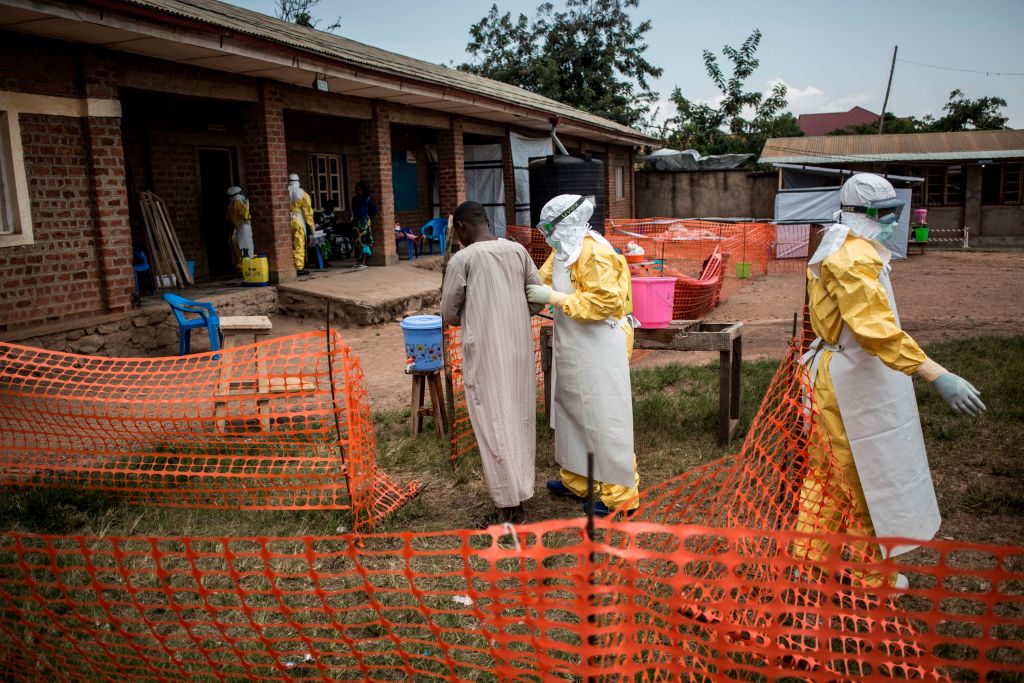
(464, 144), (506, 237)
(774, 188), (911, 260)
(510, 132), (553, 226)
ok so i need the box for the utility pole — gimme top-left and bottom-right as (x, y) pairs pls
(878, 45), (898, 134)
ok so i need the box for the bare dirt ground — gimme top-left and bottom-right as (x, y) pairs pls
(270, 250), (1023, 411)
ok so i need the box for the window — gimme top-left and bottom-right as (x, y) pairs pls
(890, 164), (925, 206)
(982, 162), (1023, 205)
(0, 111), (32, 247)
(923, 164), (964, 206)
(309, 154), (344, 212)
(614, 166), (625, 200)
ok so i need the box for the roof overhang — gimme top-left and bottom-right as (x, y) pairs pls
(773, 163), (924, 183)
(763, 150), (1024, 164)
(0, 0), (660, 146)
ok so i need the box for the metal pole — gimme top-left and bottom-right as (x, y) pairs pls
(586, 452), (596, 542)
(878, 45), (898, 134)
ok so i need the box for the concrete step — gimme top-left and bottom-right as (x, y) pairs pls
(277, 261), (443, 327)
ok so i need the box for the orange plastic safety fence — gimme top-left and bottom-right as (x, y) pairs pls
(0, 331), (416, 531)
(0, 525), (1020, 681)
(1, 344), (1023, 680)
(506, 224), (551, 269)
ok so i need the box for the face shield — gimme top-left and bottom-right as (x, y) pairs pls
(842, 195), (904, 243)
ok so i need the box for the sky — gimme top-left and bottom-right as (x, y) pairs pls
(232, 0), (1024, 128)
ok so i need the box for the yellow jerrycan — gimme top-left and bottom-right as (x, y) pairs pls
(242, 254), (270, 286)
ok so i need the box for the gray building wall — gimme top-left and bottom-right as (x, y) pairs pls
(636, 169), (777, 220)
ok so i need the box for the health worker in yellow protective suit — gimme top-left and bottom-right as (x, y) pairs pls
(288, 173), (314, 275)
(526, 194), (640, 517)
(225, 186), (254, 270)
(798, 173), (985, 588)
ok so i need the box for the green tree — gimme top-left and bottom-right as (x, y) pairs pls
(930, 89), (1009, 131)
(830, 112), (932, 136)
(664, 29), (798, 156)
(275, 0), (340, 32)
(831, 91), (1008, 136)
(460, 1), (663, 129)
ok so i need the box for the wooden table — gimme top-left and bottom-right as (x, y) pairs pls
(215, 315), (273, 432)
(540, 321), (744, 445)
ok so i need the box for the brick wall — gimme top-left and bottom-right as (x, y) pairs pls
(241, 84), (293, 281)
(357, 103), (397, 266)
(149, 141), (203, 273)
(607, 144), (635, 219)
(437, 119), (466, 218)
(0, 33), (81, 99)
(0, 114), (105, 331)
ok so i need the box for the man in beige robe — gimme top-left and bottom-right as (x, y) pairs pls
(441, 201), (542, 526)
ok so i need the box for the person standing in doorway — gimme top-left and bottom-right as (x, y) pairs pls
(288, 173), (314, 276)
(441, 201), (543, 526)
(351, 180), (378, 270)
(225, 186), (254, 271)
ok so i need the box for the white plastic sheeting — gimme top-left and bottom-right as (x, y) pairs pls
(510, 132), (554, 226)
(774, 188), (911, 260)
(464, 144), (506, 237)
(638, 148), (753, 171)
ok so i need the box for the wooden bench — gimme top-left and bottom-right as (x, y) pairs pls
(215, 316), (275, 432)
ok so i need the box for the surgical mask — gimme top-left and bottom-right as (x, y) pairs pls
(876, 213), (898, 242)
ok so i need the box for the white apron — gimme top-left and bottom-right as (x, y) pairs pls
(806, 266), (940, 557)
(550, 258), (635, 487)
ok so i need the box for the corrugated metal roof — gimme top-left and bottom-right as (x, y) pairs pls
(760, 129), (1024, 164)
(114, 0), (659, 144)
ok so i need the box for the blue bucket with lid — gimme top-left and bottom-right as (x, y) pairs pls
(400, 315), (444, 371)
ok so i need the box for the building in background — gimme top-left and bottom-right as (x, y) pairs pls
(0, 0), (656, 333)
(797, 107), (880, 136)
(760, 130), (1024, 246)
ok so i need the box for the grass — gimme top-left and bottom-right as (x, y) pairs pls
(0, 336), (1021, 680)
(0, 335), (1020, 544)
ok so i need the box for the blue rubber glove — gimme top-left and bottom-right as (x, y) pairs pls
(933, 373), (986, 417)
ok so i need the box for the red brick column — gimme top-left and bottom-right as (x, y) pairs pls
(357, 102), (397, 266)
(81, 54), (133, 313)
(242, 83), (294, 282)
(501, 128), (516, 228)
(436, 118), (465, 218)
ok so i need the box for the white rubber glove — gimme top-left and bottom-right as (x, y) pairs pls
(526, 284), (566, 307)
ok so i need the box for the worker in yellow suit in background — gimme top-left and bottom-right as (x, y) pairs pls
(288, 173), (314, 276)
(526, 194), (640, 517)
(225, 186), (254, 271)
(798, 173), (986, 589)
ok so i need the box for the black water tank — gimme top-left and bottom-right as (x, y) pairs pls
(528, 154), (606, 234)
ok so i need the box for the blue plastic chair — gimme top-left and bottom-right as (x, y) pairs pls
(418, 217), (448, 256)
(163, 293), (221, 355)
(133, 251), (155, 296)
(395, 227), (419, 260)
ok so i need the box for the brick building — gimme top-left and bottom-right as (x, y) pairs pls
(0, 0), (656, 333)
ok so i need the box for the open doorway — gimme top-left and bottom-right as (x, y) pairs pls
(197, 147), (239, 277)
